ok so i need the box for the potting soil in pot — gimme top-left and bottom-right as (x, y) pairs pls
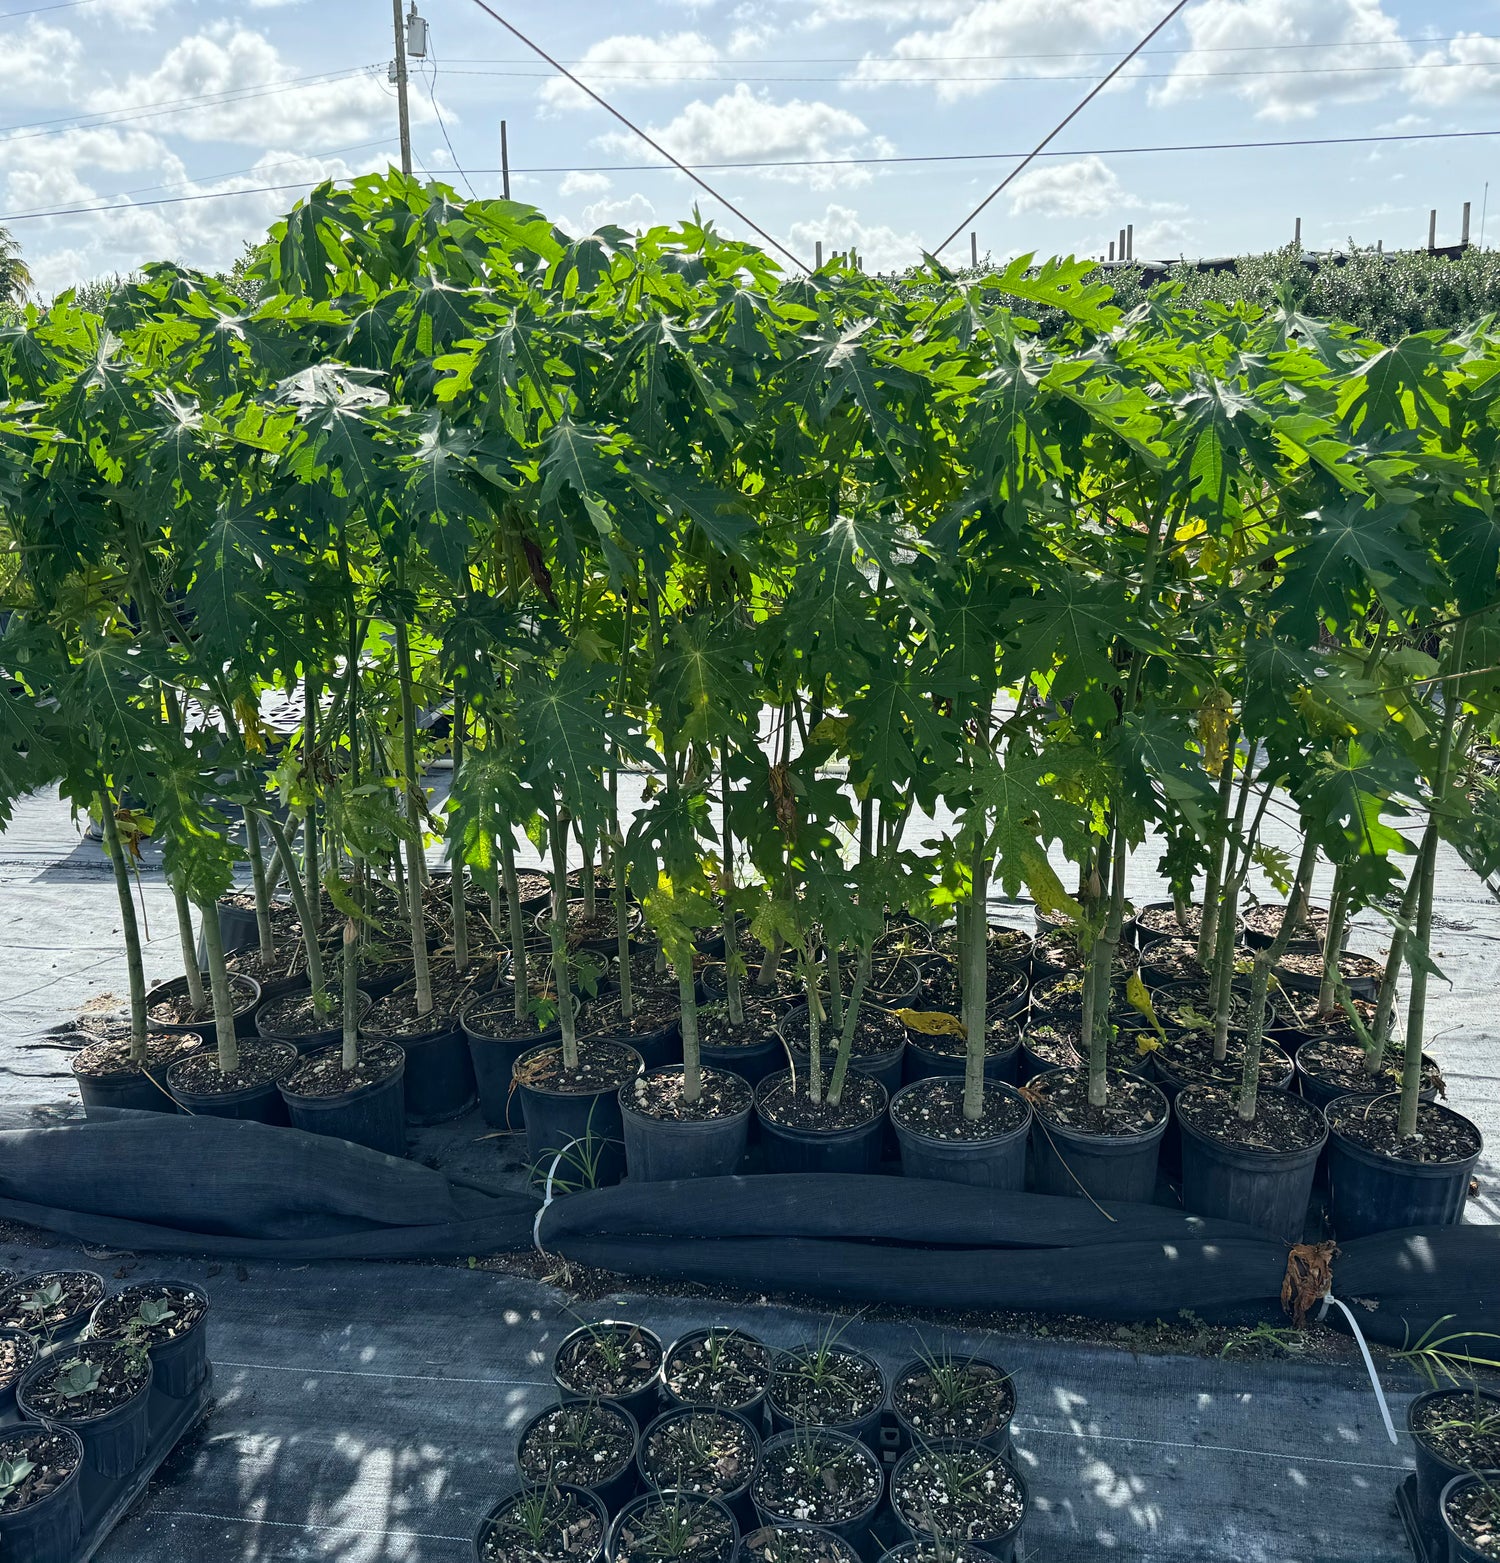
(1445, 1481), (1500, 1561)
(892, 1442), (1024, 1542)
(1327, 1097), (1481, 1164)
(611, 1495), (737, 1563)
(779, 1005), (904, 1060)
(1243, 901), (1331, 947)
(72, 1031), (201, 1083)
(168, 1039), (294, 1096)
(906, 1013), (1022, 1062)
(555, 1324), (662, 1400)
(0, 1331), (35, 1396)
(281, 1038), (404, 1097)
(641, 1409), (757, 1497)
(1027, 1069), (1166, 1136)
(1151, 1031), (1293, 1092)
(0, 1428), (81, 1513)
(756, 1072), (885, 1134)
(663, 1331), (770, 1410)
(90, 1283), (208, 1348)
(626, 1069), (753, 1123)
(146, 974), (257, 1027)
(0, 1270), (104, 1332)
(1298, 1035), (1442, 1098)
(580, 991), (682, 1043)
(752, 1430), (882, 1525)
(1411, 1389), (1500, 1476)
(891, 1358), (1015, 1443)
(516, 1039), (642, 1096)
(739, 1526), (859, 1563)
(1175, 1084), (1324, 1154)
(479, 1487), (605, 1563)
(1022, 1022), (1144, 1075)
(518, 1402), (636, 1488)
(889, 1078), (1027, 1141)
(21, 1343), (148, 1419)
(464, 990), (559, 1043)
(770, 1345), (883, 1428)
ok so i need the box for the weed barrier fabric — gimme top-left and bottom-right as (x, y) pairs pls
(0, 1119), (1492, 1348)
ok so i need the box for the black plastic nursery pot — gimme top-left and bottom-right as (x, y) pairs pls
(888, 1440), (1028, 1563)
(277, 1042), (408, 1158)
(768, 1343), (888, 1446)
(87, 1280), (211, 1401)
(473, 1484), (609, 1563)
(739, 1527), (861, 1563)
(18, 1349), (154, 1479)
(1325, 1096), (1483, 1240)
(255, 988), (373, 1054)
(1177, 1085), (1327, 1244)
(0, 1426), (85, 1563)
(608, 1491), (741, 1563)
(460, 993), (562, 1130)
(636, 1406), (763, 1533)
(0, 1269), (106, 1340)
(580, 1004), (683, 1073)
(0, 1328), (36, 1415)
(516, 1397), (641, 1515)
(661, 1330), (772, 1423)
(889, 1078), (1032, 1190)
(779, 1004), (907, 1101)
(1027, 1067), (1170, 1204)
(553, 1322), (665, 1429)
(164, 1038), (297, 1125)
(215, 894), (264, 956)
(699, 1025), (787, 1089)
(1407, 1388), (1500, 1544)
(71, 1031), (203, 1117)
(750, 1429), (884, 1549)
(619, 1066), (754, 1182)
(366, 1014), (476, 1126)
(536, 900), (646, 959)
(754, 1069), (888, 1177)
(877, 1542), (998, 1563)
(1295, 1042), (1441, 1111)
(902, 1002), (1023, 1088)
(146, 972), (262, 1040)
(889, 1356), (1016, 1454)
(1440, 1471), (1500, 1563)
(517, 1041), (645, 1190)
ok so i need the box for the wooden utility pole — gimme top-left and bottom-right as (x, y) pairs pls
(500, 119), (511, 199)
(1294, 217), (1302, 247)
(1429, 208), (1438, 251)
(1462, 200), (1472, 247)
(970, 232), (978, 267)
(1126, 223), (1133, 261)
(391, 0), (413, 177)
(815, 240), (823, 268)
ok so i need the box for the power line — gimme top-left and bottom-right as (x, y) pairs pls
(933, 0), (1194, 255)
(423, 36), (476, 199)
(457, 0), (810, 273)
(8, 123), (1500, 226)
(0, 0), (99, 20)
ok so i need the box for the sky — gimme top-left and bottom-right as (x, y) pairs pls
(5, 0), (1500, 295)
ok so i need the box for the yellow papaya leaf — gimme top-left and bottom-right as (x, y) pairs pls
(234, 695), (268, 755)
(1197, 688), (1233, 778)
(1136, 1034), (1164, 1057)
(1019, 845), (1083, 924)
(1125, 970), (1168, 1046)
(893, 1009), (967, 1039)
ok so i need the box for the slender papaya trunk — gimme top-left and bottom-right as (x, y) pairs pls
(303, 665), (320, 927)
(342, 919), (360, 1071)
(99, 797), (148, 1065)
(679, 965), (702, 1101)
(1315, 866), (1351, 1018)
(449, 696), (469, 975)
(171, 887), (207, 1013)
(827, 944), (871, 1109)
(498, 830), (528, 1022)
(722, 736), (743, 1028)
(197, 897), (240, 1074)
(550, 818), (579, 1072)
(1369, 865), (1422, 1074)
(805, 955), (823, 1105)
(1198, 725), (1241, 968)
(243, 806), (275, 961)
(261, 813), (328, 1012)
(1087, 821), (1126, 1110)
(962, 826), (992, 1121)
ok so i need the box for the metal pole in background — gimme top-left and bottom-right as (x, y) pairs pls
(392, 0), (413, 176)
(501, 119), (511, 199)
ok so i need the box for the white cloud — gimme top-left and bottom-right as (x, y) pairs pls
(557, 191), (658, 237)
(601, 84), (893, 190)
(1007, 157), (1128, 220)
(1151, 0), (1410, 122)
(1409, 34), (1500, 107)
(850, 0), (1165, 100)
(540, 32), (720, 111)
(96, 0), (175, 29)
(87, 26), (431, 145)
(801, 0), (968, 25)
(560, 170), (611, 197)
(10, 22), (84, 98)
(787, 202), (927, 273)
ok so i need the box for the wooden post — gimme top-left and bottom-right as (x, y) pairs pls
(815, 239), (823, 268)
(500, 120), (511, 200)
(1463, 200), (1473, 246)
(970, 231), (978, 268)
(1429, 209), (1438, 251)
(1126, 223), (1134, 261)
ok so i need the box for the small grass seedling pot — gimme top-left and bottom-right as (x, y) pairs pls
(554, 1322), (665, 1429)
(620, 1066), (754, 1182)
(738, 1526), (861, 1563)
(877, 1541), (998, 1563)
(889, 1440), (1028, 1563)
(1325, 1096), (1483, 1241)
(1406, 1387), (1500, 1545)
(18, 1345), (154, 1478)
(768, 1342), (887, 1448)
(1439, 1471), (1500, 1563)
(661, 1330), (773, 1425)
(164, 1038), (297, 1125)
(473, 1483), (608, 1563)
(889, 1078), (1031, 1190)
(889, 1355), (1016, 1454)
(0, 1426), (85, 1563)
(750, 1428), (884, 1551)
(87, 1279), (210, 1400)
(637, 1406), (763, 1533)
(278, 1042), (407, 1157)
(516, 1398), (641, 1516)
(607, 1491), (740, 1563)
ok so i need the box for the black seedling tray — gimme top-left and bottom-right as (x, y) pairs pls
(1, 1366), (212, 1562)
(1396, 1474), (1440, 1563)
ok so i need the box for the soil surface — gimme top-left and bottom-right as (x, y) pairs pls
(515, 1040), (642, 1097)
(537, 900), (639, 949)
(464, 988), (560, 1043)
(1023, 1021), (1147, 1075)
(517, 1401), (636, 1489)
(1137, 903), (1211, 941)
(705, 960), (805, 1004)
(891, 1359), (1015, 1443)
(611, 1496), (736, 1563)
(770, 1343), (883, 1427)
(1327, 1096), (1482, 1164)
(697, 998), (784, 1049)
(908, 1013), (1022, 1060)
(147, 973), (257, 1026)
(577, 991), (680, 1040)
(780, 1003), (905, 1059)
(756, 1069), (886, 1133)
(1138, 939), (1212, 987)
(663, 1330), (770, 1411)
(89, 1283), (207, 1347)
(1151, 1031), (1294, 1093)
(890, 1078), (1028, 1141)
(226, 941), (306, 987)
(1298, 1035), (1443, 1097)
(879, 1545), (995, 1563)
(479, 1488), (604, 1563)
(1244, 901), (1330, 947)
(554, 1322), (662, 1399)
(0, 1330), (36, 1391)
(640, 1408), (757, 1497)
(282, 1038), (404, 1098)
(1410, 1388), (1500, 1471)
(1273, 996), (1377, 1045)
(258, 988), (364, 1038)
(868, 955), (922, 1000)
(624, 1068), (753, 1123)
(72, 1030), (201, 1079)
(1445, 1481), (1500, 1562)
(1027, 1068), (1166, 1136)
(1275, 949), (1383, 987)
(169, 1038), (296, 1097)
(22, 1342), (149, 1421)
(1176, 1083), (1326, 1153)
(914, 958), (1028, 1017)
(752, 1430), (883, 1525)
(0, 1428), (81, 1515)
(0, 1270), (104, 1331)
(892, 1443), (1023, 1542)
(739, 1527), (858, 1563)
(1153, 985), (1251, 1033)
(363, 974), (480, 1038)
(1033, 933), (1139, 976)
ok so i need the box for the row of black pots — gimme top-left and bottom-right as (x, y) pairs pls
(1408, 1386), (1500, 1562)
(0, 1273), (210, 1563)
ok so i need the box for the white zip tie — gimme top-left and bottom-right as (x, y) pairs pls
(1319, 1290), (1399, 1445)
(532, 1137), (583, 1255)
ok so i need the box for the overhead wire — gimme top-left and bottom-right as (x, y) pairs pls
(0, 0), (100, 20)
(423, 34), (477, 199)
(932, 0), (1195, 254)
